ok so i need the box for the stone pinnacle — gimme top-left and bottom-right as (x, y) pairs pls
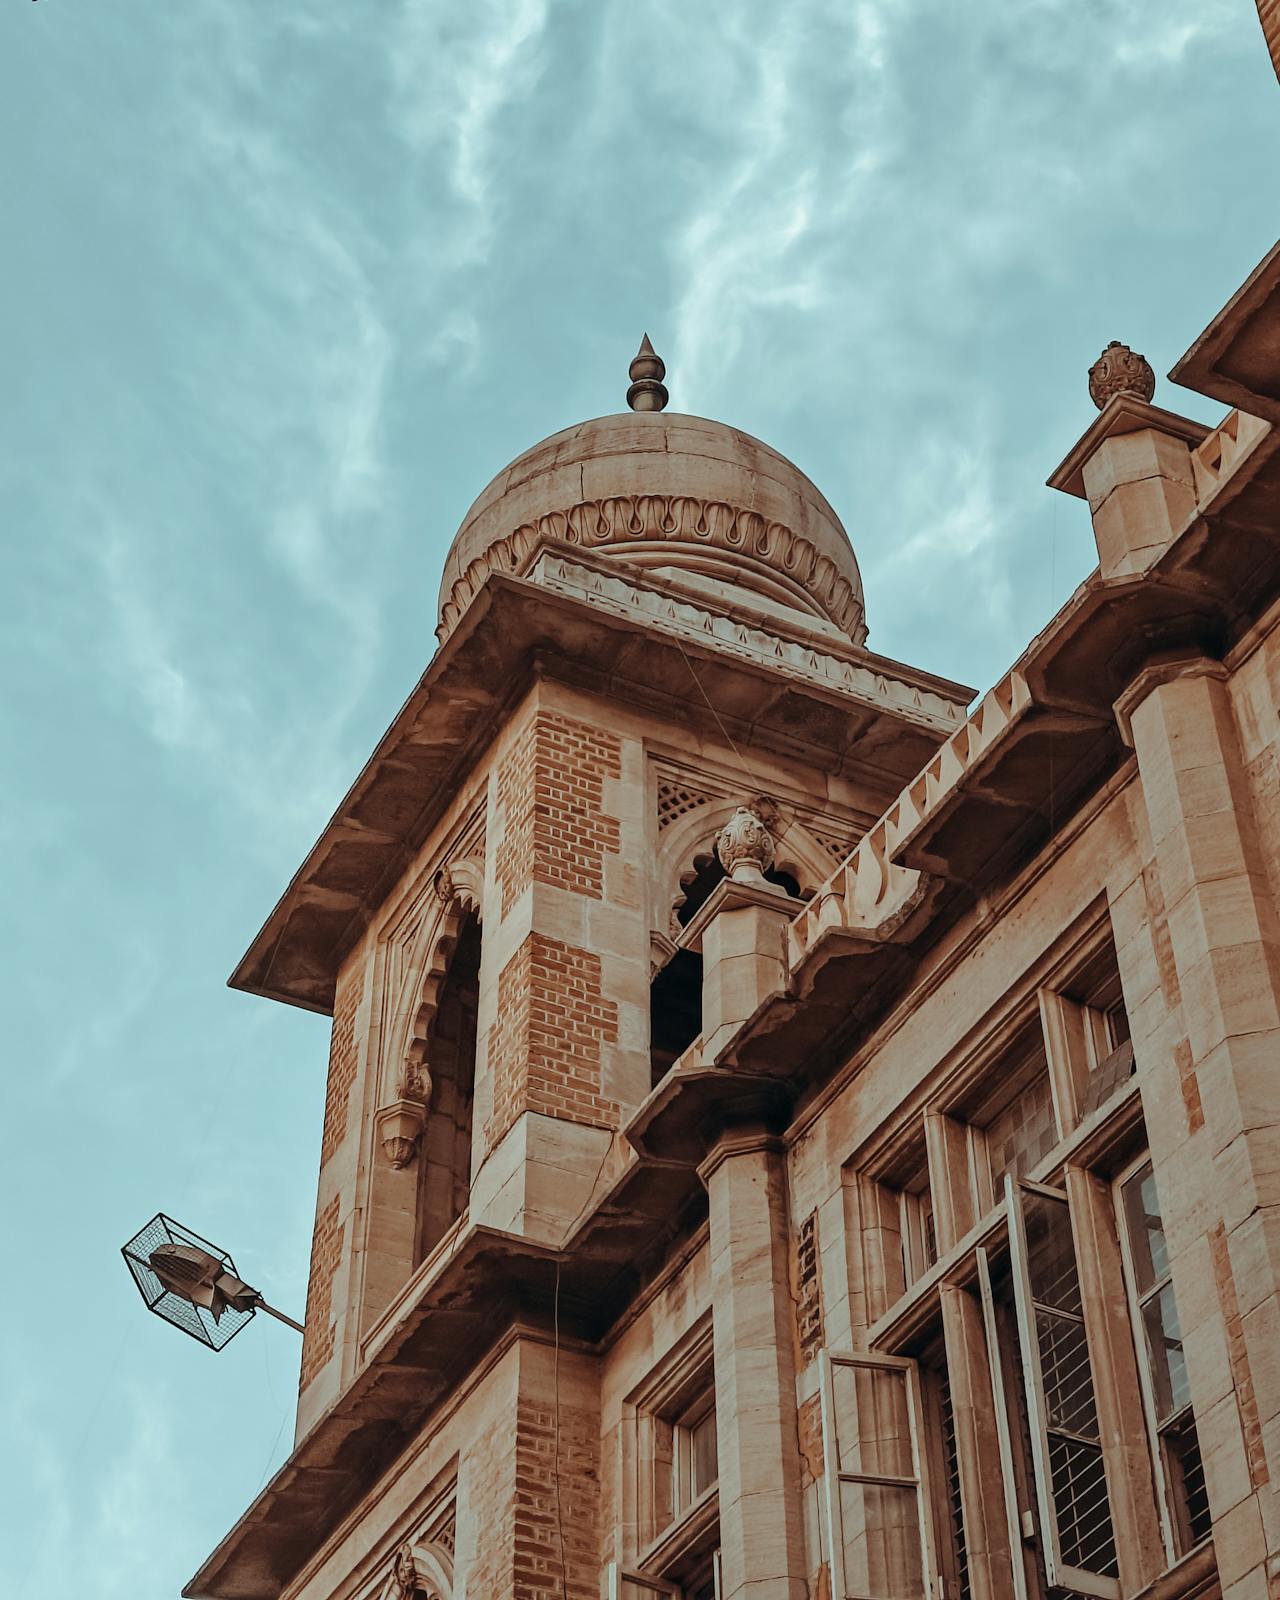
(627, 333), (669, 412)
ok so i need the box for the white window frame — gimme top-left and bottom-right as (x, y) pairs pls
(1005, 1175), (1119, 1599)
(1113, 1153), (1205, 1563)
(974, 1245), (1030, 1600)
(818, 1348), (939, 1600)
(673, 1389), (718, 1519)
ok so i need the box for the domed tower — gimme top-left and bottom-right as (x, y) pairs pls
(198, 344), (973, 1600)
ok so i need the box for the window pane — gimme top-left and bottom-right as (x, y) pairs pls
(1037, 1310), (1100, 1439)
(1142, 1283), (1190, 1424)
(690, 1408), (718, 1498)
(1163, 1410), (1212, 1549)
(831, 1363), (913, 1478)
(839, 1480), (924, 1600)
(1121, 1164), (1169, 1295)
(1049, 1433), (1119, 1577)
(1024, 1193), (1083, 1317)
(987, 1070), (1057, 1189)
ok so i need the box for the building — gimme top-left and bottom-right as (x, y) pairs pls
(186, 239), (1280, 1600)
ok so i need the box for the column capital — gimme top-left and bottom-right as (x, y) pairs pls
(696, 1124), (786, 1188)
(1113, 651), (1227, 747)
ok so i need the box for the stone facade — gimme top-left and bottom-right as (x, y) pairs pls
(188, 238), (1280, 1600)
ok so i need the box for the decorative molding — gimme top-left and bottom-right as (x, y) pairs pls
(433, 856), (483, 914)
(375, 1097), (427, 1169)
(526, 551), (963, 730)
(374, 830), (485, 1169)
(657, 778), (714, 832)
(437, 495), (866, 643)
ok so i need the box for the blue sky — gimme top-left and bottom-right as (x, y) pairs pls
(2, 3), (1276, 1597)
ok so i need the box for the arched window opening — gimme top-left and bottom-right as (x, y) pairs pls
(415, 910), (481, 1265)
(649, 851), (802, 1087)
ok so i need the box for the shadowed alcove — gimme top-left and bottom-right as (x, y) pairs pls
(415, 909), (482, 1264)
(649, 849), (801, 1087)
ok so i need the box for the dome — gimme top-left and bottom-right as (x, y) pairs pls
(437, 412), (866, 645)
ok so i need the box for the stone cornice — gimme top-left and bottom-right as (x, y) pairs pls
(230, 570), (970, 1014)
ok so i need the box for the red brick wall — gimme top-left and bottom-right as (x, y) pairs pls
(299, 1194), (342, 1391)
(496, 711), (621, 918)
(485, 933), (620, 1148)
(320, 975), (359, 1167)
(793, 1209), (825, 1365)
(462, 1391), (600, 1600)
(512, 1397), (600, 1600)
(1258, 1), (1280, 79)
(1209, 1222), (1270, 1492)
(796, 1391), (824, 1487)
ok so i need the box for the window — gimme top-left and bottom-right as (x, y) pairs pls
(1046, 939), (1137, 1129)
(901, 1176), (938, 1286)
(1117, 1160), (1211, 1556)
(625, 1329), (720, 1595)
(673, 1391), (718, 1520)
(609, 1553), (720, 1600)
(1006, 1179), (1118, 1593)
(820, 1352), (936, 1600)
(981, 1052), (1058, 1195)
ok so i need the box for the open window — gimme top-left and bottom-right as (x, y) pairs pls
(1005, 1178), (1119, 1596)
(1117, 1159), (1211, 1556)
(414, 908), (480, 1264)
(819, 1351), (938, 1600)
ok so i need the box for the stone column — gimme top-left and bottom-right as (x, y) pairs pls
(1118, 655), (1280, 1596)
(1047, 345), (1205, 581)
(699, 1128), (808, 1600)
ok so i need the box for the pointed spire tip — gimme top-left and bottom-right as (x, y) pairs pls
(628, 333), (668, 412)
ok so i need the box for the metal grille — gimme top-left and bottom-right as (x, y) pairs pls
(1166, 1411), (1212, 1548)
(937, 1375), (972, 1600)
(1048, 1435), (1118, 1576)
(121, 1213), (256, 1351)
(1021, 1191), (1117, 1582)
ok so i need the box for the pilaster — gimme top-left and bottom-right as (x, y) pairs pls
(698, 1129), (808, 1600)
(1118, 653), (1280, 1591)
(470, 679), (650, 1243)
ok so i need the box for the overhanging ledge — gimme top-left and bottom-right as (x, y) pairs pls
(230, 555), (972, 1015)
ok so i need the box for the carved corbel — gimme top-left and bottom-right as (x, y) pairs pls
(376, 1065), (431, 1170)
(433, 855), (483, 914)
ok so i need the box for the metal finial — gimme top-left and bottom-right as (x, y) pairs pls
(1087, 340), (1155, 410)
(627, 333), (668, 412)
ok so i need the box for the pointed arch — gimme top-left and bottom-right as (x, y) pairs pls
(379, 1536), (455, 1600)
(655, 798), (835, 940)
(649, 799), (837, 1087)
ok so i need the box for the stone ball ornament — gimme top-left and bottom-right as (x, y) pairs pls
(1087, 340), (1156, 410)
(716, 805), (776, 885)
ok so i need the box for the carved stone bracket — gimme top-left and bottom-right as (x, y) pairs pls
(375, 1091), (428, 1170)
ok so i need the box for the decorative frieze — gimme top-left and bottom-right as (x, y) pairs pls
(437, 493), (867, 644)
(529, 551), (962, 730)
